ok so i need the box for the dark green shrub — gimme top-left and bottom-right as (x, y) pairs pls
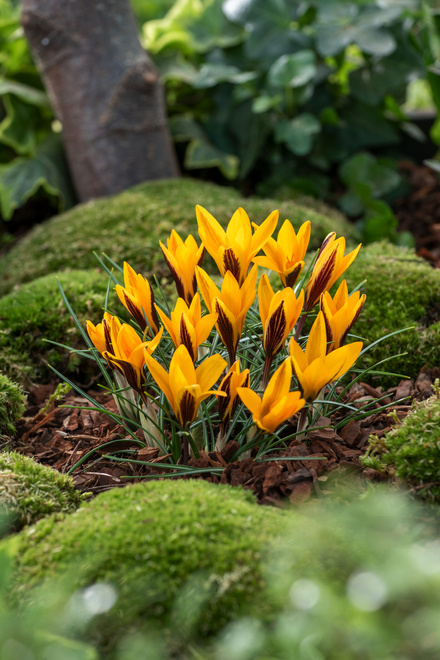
(142, 0), (431, 242)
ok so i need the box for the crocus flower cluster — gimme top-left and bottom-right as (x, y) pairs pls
(86, 205), (365, 462)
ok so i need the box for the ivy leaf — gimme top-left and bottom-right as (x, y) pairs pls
(268, 51), (317, 89)
(0, 135), (75, 220)
(0, 79), (50, 108)
(0, 94), (43, 155)
(275, 114), (321, 156)
(185, 138), (239, 179)
(192, 63), (257, 88)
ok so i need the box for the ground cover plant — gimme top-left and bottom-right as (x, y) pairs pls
(0, 450), (83, 536)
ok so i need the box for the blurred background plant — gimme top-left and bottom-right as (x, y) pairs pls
(0, 0), (439, 244)
(0, 0), (75, 233)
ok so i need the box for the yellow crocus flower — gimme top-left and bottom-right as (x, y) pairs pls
(217, 360), (250, 428)
(86, 312), (119, 354)
(237, 358), (305, 434)
(258, 274), (304, 360)
(144, 344), (227, 427)
(196, 205), (278, 285)
(253, 219), (311, 288)
(159, 230), (204, 305)
(115, 262), (160, 336)
(196, 264), (258, 364)
(290, 311), (363, 402)
(155, 293), (217, 362)
(304, 234), (362, 312)
(103, 320), (163, 394)
(320, 280), (366, 351)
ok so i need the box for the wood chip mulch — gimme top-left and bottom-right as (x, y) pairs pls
(394, 161), (440, 269)
(4, 365), (439, 506)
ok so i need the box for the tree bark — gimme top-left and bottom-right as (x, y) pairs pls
(21, 0), (179, 202)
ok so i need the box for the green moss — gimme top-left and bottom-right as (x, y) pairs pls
(0, 451), (83, 536)
(344, 242), (440, 383)
(213, 487), (440, 660)
(361, 392), (440, 502)
(0, 178), (358, 297)
(0, 373), (26, 436)
(10, 480), (283, 652)
(0, 269), (115, 384)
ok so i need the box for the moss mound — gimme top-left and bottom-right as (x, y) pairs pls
(344, 242), (440, 383)
(361, 392), (440, 502)
(11, 479), (283, 653)
(212, 487), (440, 660)
(0, 178), (358, 297)
(0, 373), (26, 436)
(0, 451), (82, 536)
(0, 269), (115, 384)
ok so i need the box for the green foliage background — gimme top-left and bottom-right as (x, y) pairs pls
(0, 0), (439, 243)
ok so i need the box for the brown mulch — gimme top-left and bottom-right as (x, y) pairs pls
(394, 161), (440, 268)
(4, 365), (439, 506)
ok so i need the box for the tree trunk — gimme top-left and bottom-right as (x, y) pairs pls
(21, 0), (179, 202)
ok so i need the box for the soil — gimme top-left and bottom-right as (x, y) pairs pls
(3, 161), (440, 506)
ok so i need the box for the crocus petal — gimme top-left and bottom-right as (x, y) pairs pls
(196, 353), (228, 392)
(251, 209), (279, 256)
(261, 358), (292, 417)
(237, 387), (262, 420)
(261, 391), (304, 434)
(305, 312), (327, 363)
(144, 352), (174, 408)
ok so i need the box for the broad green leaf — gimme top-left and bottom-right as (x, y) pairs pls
(0, 134), (75, 220)
(338, 190), (364, 217)
(169, 114), (205, 142)
(185, 138), (239, 179)
(315, 24), (356, 57)
(319, 107), (339, 125)
(156, 53), (199, 83)
(187, 0), (243, 51)
(275, 113), (321, 156)
(0, 79), (50, 108)
(192, 63), (256, 88)
(339, 152), (401, 197)
(240, 0), (309, 64)
(252, 94), (283, 114)
(354, 26), (396, 56)
(268, 50), (317, 89)
(339, 102), (400, 151)
(226, 102), (271, 179)
(0, 94), (42, 155)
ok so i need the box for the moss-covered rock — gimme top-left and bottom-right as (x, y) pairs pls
(10, 479), (283, 653)
(0, 269), (115, 384)
(344, 242), (440, 383)
(0, 373), (26, 436)
(0, 451), (83, 536)
(361, 391), (440, 502)
(0, 178), (358, 297)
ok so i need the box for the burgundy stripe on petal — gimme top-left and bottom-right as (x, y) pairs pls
(264, 303), (286, 358)
(178, 389), (197, 427)
(223, 248), (241, 282)
(180, 315), (195, 361)
(215, 303), (237, 360)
